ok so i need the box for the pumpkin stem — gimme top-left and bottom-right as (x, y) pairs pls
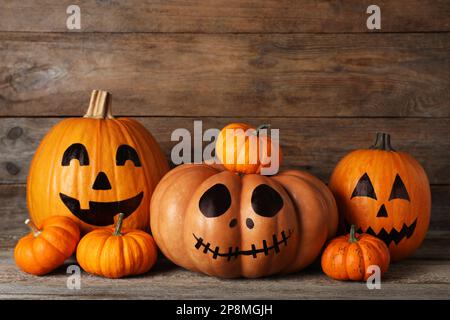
(370, 132), (395, 151)
(349, 225), (359, 243)
(251, 124), (271, 136)
(113, 213), (125, 236)
(25, 219), (41, 237)
(84, 90), (114, 119)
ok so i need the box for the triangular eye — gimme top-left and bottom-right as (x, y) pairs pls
(389, 174), (410, 201)
(351, 173), (377, 200)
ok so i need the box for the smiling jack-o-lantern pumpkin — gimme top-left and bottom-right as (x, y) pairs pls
(329, 132), (431, 261)
(27, 90), (169, 233)
(150, 163), (338, 278)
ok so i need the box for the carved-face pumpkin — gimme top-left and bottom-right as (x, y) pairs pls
(329, 133), (431, 261)
(150, 164), (338, 278)
(27, 90), (169, 233)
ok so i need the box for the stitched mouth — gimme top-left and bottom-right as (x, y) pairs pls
(346, 219), (417, 246)
(59, 192), (144, 226)
(193, 229), (293, 260)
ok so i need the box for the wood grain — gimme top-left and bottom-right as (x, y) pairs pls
(0, 248), (449, 299)
(1, 199), (449, 299)
(0, 1), (449, 33)
(1, 117), (448, 184)
(0, 32), (449, 117)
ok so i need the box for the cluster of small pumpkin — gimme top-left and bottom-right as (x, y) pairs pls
(15, 90), (431, 282)
(15, 213), (158, 279)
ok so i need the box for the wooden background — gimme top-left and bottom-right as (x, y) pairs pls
(0, 1), (449, 299)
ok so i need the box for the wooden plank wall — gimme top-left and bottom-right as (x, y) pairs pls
(0, 1), (449, 231)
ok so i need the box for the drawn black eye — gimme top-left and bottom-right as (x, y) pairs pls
(116, 145), (141, 167)
(62, 143), (89, 166)
(351, 173), (377, 200)
(389, 174), (410, 201)
(199, 184), (232, 218)
(251, 184), (283, 217)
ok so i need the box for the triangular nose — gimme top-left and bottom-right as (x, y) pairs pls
(92, 171), (112, 190)
(376, 204), (388, 217)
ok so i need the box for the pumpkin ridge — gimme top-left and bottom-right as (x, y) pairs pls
(360, 239), (387, 274)
(32, 236), (66, 270)
(88, 232), (109, 275)
(127, 235), (145, 274)
(48, 119), (78, 224)
(39, 226), (76, 257)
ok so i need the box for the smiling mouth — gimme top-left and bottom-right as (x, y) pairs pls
(347, 219), (417, 246)
(59, 192), (144, 226)
(193, 229), (293, 260)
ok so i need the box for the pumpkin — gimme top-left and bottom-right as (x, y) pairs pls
(329, 132), (431, 261)
(76, 212), (158, 278)
(215, 123), (282, 174)
(150, 163), (338, 278)
(27, 90), (169, 233)
(321, 225), (390, 281)
(14, 216), (80, 275)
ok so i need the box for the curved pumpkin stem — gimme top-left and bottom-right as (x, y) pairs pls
(84, 89), (114, 119)
(251, 124), (271, 137)
(370, 132), (395, 151)
(25, 219), (41, 237)
(349, 225), (359, 243)
(113, 213), (125, 236)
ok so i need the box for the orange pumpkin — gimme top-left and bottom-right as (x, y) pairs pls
(321, 225), (390, 281)
(215, 123), (282, 174)
(76, 213), (158, 279)
(150, 163), (338, 278)
(329, 132), (431, 261)
(27, 90), (169, 233)
(14, 216), (80, 276)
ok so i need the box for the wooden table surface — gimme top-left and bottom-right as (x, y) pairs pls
(1, 212), (449, 300)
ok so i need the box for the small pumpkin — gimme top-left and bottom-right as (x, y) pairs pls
(27, 90), (169, 233)
(77, 213), (158, 278)
(329, 132), (431, 261)
(321, 225), (390, 281)
(14, 216), (80, 276)
(215, 123), (282, 174)
(150, 163), (338, 278)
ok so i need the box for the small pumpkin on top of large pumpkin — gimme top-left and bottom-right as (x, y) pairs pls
(150, 121), (338, 278)
(215, 123), (282, 174)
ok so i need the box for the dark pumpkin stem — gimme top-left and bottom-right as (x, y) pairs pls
(252, 124), (271, 136)
(349, 225), (358, 243)
(84, 89), (114, 119)
(370, 132), (395, 151)
(113, 213), (125, 236)
(25, 219), (41, 237)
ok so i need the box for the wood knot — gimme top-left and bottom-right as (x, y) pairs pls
(7, 127), (23, 140)
(5, 162), (20, 175)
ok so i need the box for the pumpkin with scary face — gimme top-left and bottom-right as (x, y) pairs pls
(150, 163), (338, 278)
(329, 132), (431, 261)
(27, 90), (169, 233)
